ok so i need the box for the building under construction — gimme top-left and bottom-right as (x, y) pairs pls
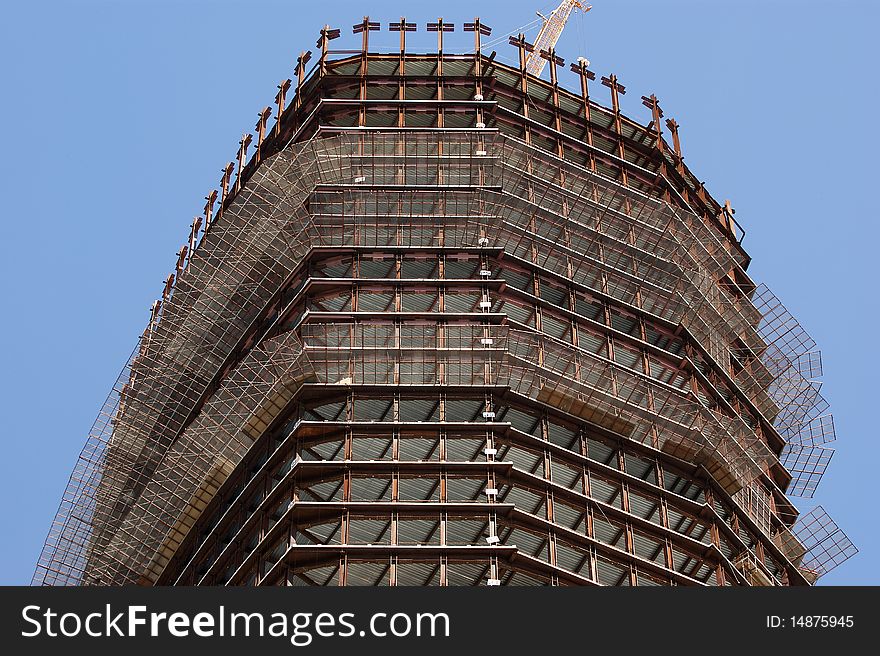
(34, 10), (856, 587)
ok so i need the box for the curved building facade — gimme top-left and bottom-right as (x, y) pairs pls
(35, 20), (855, 587)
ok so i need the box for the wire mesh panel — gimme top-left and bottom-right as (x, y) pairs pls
(791, 507), (858, 582)
(503, 330), (773, 493)
(492, 138), (834, 464)
(780, 445), (835, 498)
(91, 332), (313, 584)
(33, 344), (140, 586)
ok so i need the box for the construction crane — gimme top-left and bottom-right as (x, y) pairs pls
(526, 1), (591, 77)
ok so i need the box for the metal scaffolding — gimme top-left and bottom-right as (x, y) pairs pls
(34, 27), (855, 586)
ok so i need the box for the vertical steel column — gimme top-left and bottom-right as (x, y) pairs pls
(273, 78), (291, 138)
(254, 106), (271, 164)
(601, 73), (627, 185)
(571, 60), (597, 173)
(234, 133), (252, 194)
(352, 18), (378, 129)
(641, 93), (671, 205)
(188, 216), (202, 261)
(316, 24), (340, 77)
(218, 162), (233, 218)
(293, 51), (311, 116)
(465, 18), (492, 129)
(390, 18), (416, 129)
(509, 34), (535, 144)
(541, 48), (565, 157)
(203, 189), (217, 232)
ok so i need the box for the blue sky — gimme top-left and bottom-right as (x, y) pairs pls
(0, 0), (876, 585)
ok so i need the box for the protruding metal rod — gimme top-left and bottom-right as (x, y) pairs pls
(541, 48), (565, 157)
(175, 245), (188, 279)
(570, 59), (596, 171)
(389, 17), (416, 54)
(664, 116), (692, 207)
(219, 162), (234, 214)
(352, 17), (378, 53)
(235, 133), (252, 194)
(570, 60), (595, 110)
(188, 216), (202, 257)
(641, 94), (664, 151)
(571, 63), (594, 101)
(149, 299), (161, 332)
(317, 24), (341, 75)
(509, 33), (532, 74)
(602, 74), (629, 190)
(352, 17), (377, 80)
(540, 48), (564, 86)
(254, 106), (271, 163)
(161, 273), (175, 302)
(641, 94), (670, 202)
(666, 118), (682, 159)
(601, 74), (626, 120)
(427, 18), (454, 55)
(294, 51), (311, 112)
(509, 34), (535, 141)
(466, 19), (492, 134)
(204, 189), (217, 230)
(274, 79), (291, 138)
(722, 199), (737, 239)
(602, 75), (626, 140)
(464, 18), (491, 55)
(509, 33), (534, 92)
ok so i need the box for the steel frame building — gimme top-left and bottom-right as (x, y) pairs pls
(34, 17), (856, 587)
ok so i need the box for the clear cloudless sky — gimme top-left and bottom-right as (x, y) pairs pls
(0, 0), (876, 585)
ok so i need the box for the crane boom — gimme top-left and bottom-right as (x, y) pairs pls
(526, 1), (591, 77)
